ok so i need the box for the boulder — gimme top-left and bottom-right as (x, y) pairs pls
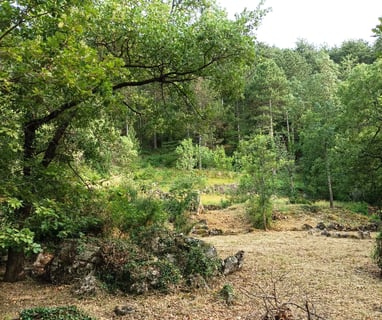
(47, 239), (100, 284)
(222, 250), (244, 275)
(71, 273), (98, 297)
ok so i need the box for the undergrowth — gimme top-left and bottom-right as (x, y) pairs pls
(19, 306), (95, 320)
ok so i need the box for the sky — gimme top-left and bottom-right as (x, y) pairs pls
(217, 0), (382, 48)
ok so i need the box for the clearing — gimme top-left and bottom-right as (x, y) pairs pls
(0, 204), (381, 320)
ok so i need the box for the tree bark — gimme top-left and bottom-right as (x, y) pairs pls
(326, 153), (334, 209)
(269, 98), (274, 140)
(153, 131), (158, 149)
(3, 248), (25, 282)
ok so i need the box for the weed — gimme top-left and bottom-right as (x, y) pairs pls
(19, 305), (95, 320)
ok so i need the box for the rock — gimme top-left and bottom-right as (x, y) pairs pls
(209, 228), (223, 236)
(321, 229), (331, 237)
(186, 273), (209, 290)
(327, 222), (345, 231)
(47, 239), (100, 284)
(222, 250), (244, 275)
(71, 273), (98, 297)
(358, 230), (371, 239)
(316, 222), (326, 230)
(114, 305), (135, 316)
(302, 223), (314, 230)
(32, 252), (54, 278)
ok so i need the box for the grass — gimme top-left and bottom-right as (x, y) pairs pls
(1, 229), (380, 320)
(200, 193), (231, 207)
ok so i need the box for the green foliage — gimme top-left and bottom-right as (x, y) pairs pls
(0, 227), (41, 254)
(108, 185), (167, 234)
(212, 146), (233, 170)
(236, 134), (278, 229)
(164, 175), (205, 233)
(1, 0), (260, 281)
(25, 194), (106, 242)
(19, 305), (95, 320)
(341, 202), (369, 215)
(97, 229), (221, 293)
(337, 59), (382, 205)
(142, 150), (178, 167)
(218, 283), (235, 304)
(176, 138), (197, 170)
(180, 243), (221, 279)
(175, 139), (232, 170)
(246, 195), (273, 230)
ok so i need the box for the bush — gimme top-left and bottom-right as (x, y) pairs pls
(164, 175), (204, 233)
(25, 198), (105, 242)
(19, 306), (95, 320)
(96, 227), (221, 294)
(108, 185), (167, 233)
(179, 241), (221, 279)
(246, 196), (273, 230)
(175, 138), (197, 170)
(342, 201), (369, 215)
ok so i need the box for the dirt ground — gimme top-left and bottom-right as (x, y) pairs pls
(1, 207), (381, 320)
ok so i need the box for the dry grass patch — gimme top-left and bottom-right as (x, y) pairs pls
(1, 231), (381, 320)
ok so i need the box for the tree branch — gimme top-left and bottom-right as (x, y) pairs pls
(123, 101), (142, 116)
(42, 119), (71, 168)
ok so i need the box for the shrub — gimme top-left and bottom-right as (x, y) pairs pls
(212, 146), (233, 170)
(25, 198), (105, 242)
(180, 242), (221, 279)
(164, 175), (204, 233)
(108, 185), (167, 233)
(0, 226), (41, 255)
(175, 138), (197, 170)
(19, 306), (95, 320)
(246, 196), (273, 230)
(342, 201), (369, 215)
(97, 230), (221, 294)
(97, 239), (145, 293)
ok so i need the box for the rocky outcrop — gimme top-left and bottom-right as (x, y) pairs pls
(47, 239), (100, 285)
(44, 233), (245, 296)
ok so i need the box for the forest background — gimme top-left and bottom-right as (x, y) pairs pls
(1, 0), (382, 287)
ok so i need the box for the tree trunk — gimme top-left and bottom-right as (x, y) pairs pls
(326, 154), (334, 209)
(4, 248), (25, 282)
(269, 99), (274, 140)
(153, 131), (158, 149)
(235, 101), (241, 142)
(198, 134), (202, 170)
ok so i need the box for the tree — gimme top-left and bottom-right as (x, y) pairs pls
(338, 59), (382, 205)
(0, 0), (263, 281)
(237, 135), (278, 230)
(328, 39), (376, 65)
(242, 59), (289, 138)
(298, 52), (340, 207)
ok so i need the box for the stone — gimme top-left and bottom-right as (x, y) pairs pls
(316, 222), (326, 230)
(209, 228), (223, 236)
(302, 223), (313, 230)
(222, 250), (244, 275)
(358, 230), (371, 239)
(47, 239), (100, 284)
(114, 305), (135, 316)
(32, 252), (54, 278)
(71, 273), (98, 297)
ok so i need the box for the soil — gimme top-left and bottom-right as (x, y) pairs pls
(1, 206), (381, 320)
